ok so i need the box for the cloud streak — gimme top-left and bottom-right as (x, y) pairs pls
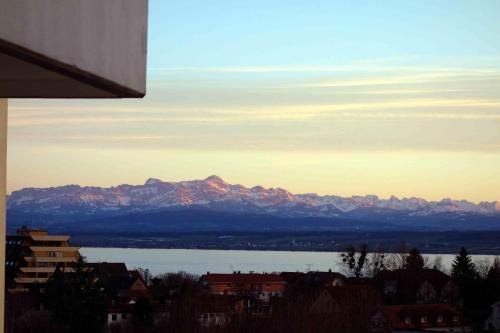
(8, 98), (500, 127)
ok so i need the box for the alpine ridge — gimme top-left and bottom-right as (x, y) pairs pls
(7, 176), (500, 220)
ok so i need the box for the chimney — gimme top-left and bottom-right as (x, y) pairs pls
(206, 271), (210, 275)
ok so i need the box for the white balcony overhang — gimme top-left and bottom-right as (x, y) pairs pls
(24, 256), (78, 263)
(14, 277), (49, 284)
(29, 246), (80, 252)
(30, 235), (71, 242)
(0, 0), (148, 98)
(20, 267), (75, 273)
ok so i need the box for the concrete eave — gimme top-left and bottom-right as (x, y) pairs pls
(0, 38), (145, 98)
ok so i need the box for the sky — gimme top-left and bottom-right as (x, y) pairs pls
(7, 0), (500, 202)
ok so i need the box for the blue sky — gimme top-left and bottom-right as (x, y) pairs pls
(148, 0), (500, 68)
(8, 1), (500, 202)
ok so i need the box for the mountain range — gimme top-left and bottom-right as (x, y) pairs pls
(6, 176), (500, 232)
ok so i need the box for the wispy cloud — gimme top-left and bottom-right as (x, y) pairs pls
(8, 98), (500, 126)
(148, 63), (500, 75)
(294, 72), (500, 89)
(52, 135), (177, 142)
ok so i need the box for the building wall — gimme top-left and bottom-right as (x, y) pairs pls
(210, 282), (285, 294)
(0, 0), (148, 94)
(0, 99), (7, 333)
(8, 230), (81, 290)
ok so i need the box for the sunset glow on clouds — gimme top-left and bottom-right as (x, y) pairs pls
(7, 0), (500, 202)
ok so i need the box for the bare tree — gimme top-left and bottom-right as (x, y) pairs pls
(365, 248), (388, 278)
(340, 244), (369, 278)
(432, 256), (444, 272)
(474, 258), (491, 279)
(423, 256), (431, 269)
(386, 241), (409, 270)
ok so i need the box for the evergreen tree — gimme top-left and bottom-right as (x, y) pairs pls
(406, 248), (424, 272)
(44, 257), (106, 333)
(451, 248), (492, 331)
(451, 247), (478, 285)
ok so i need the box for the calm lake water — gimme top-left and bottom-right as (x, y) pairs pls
(80, 247), (498, 276)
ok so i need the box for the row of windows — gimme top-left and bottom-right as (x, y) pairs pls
(110, 313), (128, 321)
(404, 315), (460, 325)
(6, 240), (22, 245)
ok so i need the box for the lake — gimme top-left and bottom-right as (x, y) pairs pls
(80, 247), (498, 276)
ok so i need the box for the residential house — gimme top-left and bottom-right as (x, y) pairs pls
(195, 295), (245, 328)
(279, 272), (305, 285)
(384, 304), (472, 332)
(309, 285), (388, 333)
(88, 262), (152, 329)
(305, 271), (346, 287)
(200, 272), (285, 301)
(374, 269), (458, 304)
(6, 226), (80, 292)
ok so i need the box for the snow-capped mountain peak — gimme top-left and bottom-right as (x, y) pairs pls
(205, 175), (225, 183)
(6, 176), (500, 220)
(144, 178), (162, 185)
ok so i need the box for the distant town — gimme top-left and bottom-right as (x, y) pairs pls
(5, 226), (500, 333)
(70, 230), (500, 255)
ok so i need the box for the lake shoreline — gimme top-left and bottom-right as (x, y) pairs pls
(70, 230), (500, 255)
(77, 245), (500, 256)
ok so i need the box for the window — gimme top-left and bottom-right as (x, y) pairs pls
(420, 316), (427, 324)
(453, 315), (459, 322)
(111, 314), (117, 321)
(122, 313), (128, 320)
(48, 251), (63, 257)
(437, 315), (443, 323)
(404, 317), (411, 325)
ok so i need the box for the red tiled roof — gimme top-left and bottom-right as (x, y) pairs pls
(202, 273), (284, 284)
